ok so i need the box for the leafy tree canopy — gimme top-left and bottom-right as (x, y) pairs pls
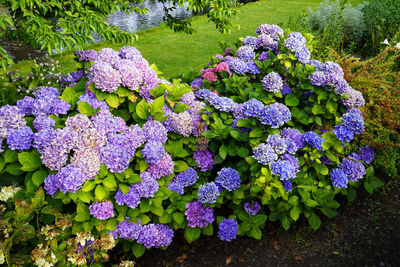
(0, 0), (240, 68)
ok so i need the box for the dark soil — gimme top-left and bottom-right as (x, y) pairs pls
(134, 176), (400, 267)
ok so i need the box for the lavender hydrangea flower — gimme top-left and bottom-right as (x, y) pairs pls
(341, 88), (365, 108)
(309, 71), (327, 86)
(143, 120), (168, 143)
(170, 111), (193, 137)
(115, 188), (141, 209)
(253, 143), (278, 165)
(78, 90), (109, 111)
(340, 110), (364, 134)
(236, 45), (255, 61)
(308, 59), (323, 70)
(176, 167), (198, 187)
(267, 134), (288, 154)
(89, 201), (114, 220)
(218, 218), (238, 242)
(339, 158), (366, 182)
(57, 165), (88, 193)
(193, 150), (214, 172)
(259, 103), (291, 128)
(323, 61), (344, 78)
(0, 105), (27, 138)
(333, 125), (354, 142)
(360, 146), (374, 164)
(44, 174), (59, 196)
(97, 48), (120, 68)
(100, 144), (131, 173)
(33, 115), (55, 131)
(256, 24), (284, 39)
(168, 182), (184, 195)
(198, 182), (220, 204)
(215, 167), (241, 191)
(110, 219), (142, 240)
(228, 58), (248, 74)
(142, 141), (165, 164)
(330, 168), (348, 189)
(119, 46), (141, 60)
(257, 34), (278, 50)
(244, 201), (260, 215)
(185, 201), (215, 228)
(262, 72), (283, 93)
(209, 96), (235, 113)
(284, 36), (305, 53)
(70, 148), (101, 179)
(259, 51), (269, 62)
(302, 132), (325, 150)
(190, 78), (204, 89)
(148, 153), (174, 179)
(133, 172), (159, 198)
(6, 126), (33, 151)
(295, 47), (311, 63)
(247, 62), (261, 74)
(16, 96), (35, 115)
(137, 223), (174, 248)
(90, 61), (121, 93)
(243, 36), (259, 49)
(281, 128), (305, 149)
(118, 60), (143, 91)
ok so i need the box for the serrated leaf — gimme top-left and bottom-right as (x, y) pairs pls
(18, 151), (42, 172)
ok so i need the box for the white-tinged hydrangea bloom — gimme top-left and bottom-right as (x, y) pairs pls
(70, 148), (102, 179)
(170, 111), (193, 137)
(97, 48), (121, 68)
(90, 61), (121, 93)
(118, 59), (143, 91)
(0, 186), (22, 202)
(262, 72), (283, 93)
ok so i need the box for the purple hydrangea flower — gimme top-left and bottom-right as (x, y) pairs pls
(309, 71), (327, 86)
(340, 110), (364, 134)
(89, 201), (114, 220)
(284, 36), (305, 53)
(90, 61), (121, 93)
(330, 168), (348, 189)
(78, 90), (110, 111)
(341, 88), (365, 108)
(262, 72), (283, 93)
(110, 219), (142, 240)
(259, 103), (291, 128)
(170, 111), (193, 137)
(218, 218), (238, 242)
(209, 96), (235, 113)
(44, 174), (59, 196)
(247, 62), (261, 74)
(257, 34), (278, 50)
(339, 158), (366, 182)
(308, 59), (323, 70)
(281, 85), (292, 95)
(137, 224), (174, 248)
(271, 160), (297, 180)
(323, 61), (344, 78)
(97, 48), (120, 68)
(70, 148), (101, 179)
(119, 46), (141, 60)
(215, 167), (241, 191)
(33, 115), (55, 131)
(142, 141), (165, 164)
(148, 153), (174, 179)
(282, 180), (293, 191)
(193, 150), (214, 172)
(295, 47), (311, 63)
(228, 58), (248, 74)
(190, 78), (204, 89)
(198, 182), (220, 204)
(302, 132), (325, 150)
(100, 144), (131, 173)
(6, 126), (33, 151)
(185, 201), (215, 228)
(281, 128), (305, 149)
(115, 188), (141, 209)
(143, 120), (168, 143)
(176, 167), (198, 187)
(243, 36), (259, 49)
(360, 146), (374, 164)
(253, 143), (278, 165)
(267, 134), (288, 154)
(244, 201), (260, 215)
(256, 24), (284, 39)
(74, 50), (98, 61)
(56, 165), (88, 193)
(259, 51), (270, 62)
(133, 172), (159, 198)
(16, 96), (35, 115)
(118, 60), (143, 91)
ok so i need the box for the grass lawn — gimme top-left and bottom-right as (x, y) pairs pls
(11, 0), (362, 78)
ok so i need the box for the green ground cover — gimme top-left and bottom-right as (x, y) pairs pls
(11, 0), (322, 77)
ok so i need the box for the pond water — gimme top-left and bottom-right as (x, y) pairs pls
(1, 1), (193, 61)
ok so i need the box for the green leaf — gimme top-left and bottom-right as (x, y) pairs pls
(106, 93), (120, 108)
(174, 161), (188, 172)
(119, 184), (129, 194)
(74, 214), (89, 222)
(285, 94), (300, 107)
(253, 214), (268, 226)
(313, 162), (329, 175)
(132, 243), (146, 258)
(281, 216), (291, 230)
(136, 99), (149, 120)
(202, 223), (213, 236)
(173, 213), (185, 225)
(249, 128), (263, 138)
(326, 101), (337, 113)
(115, 87), (130, 97)
(78, 101), (95, 116)
(103, 175), (117, 190)
(303, 198), (320, 207)
(59, 86), (81, 106)
(325, 200), (340, 209)
(173, 103), (191, 113)
(18, 151), (42, 172)
(140, 200), (151, 213)
(4, 149), (18, 163)
(81, 180), (96, 192)
(150, 96), (165, 115)
(249, 227), (262, 239)
(320, 207), (337, 218)
(288, 195), (299, 206)
(290, 206), (301, 221)
(150, 201), (164, 217)
(184, 227), (201, 243)
(32, 170), (47, 187)
(94, 185), (107, 201)
(307, 212), (321, 230)
(98, 164), (108, 178)
(77, 190), (93, 203)
(5, 162), (23, 175)
(219, 145), (228, 160)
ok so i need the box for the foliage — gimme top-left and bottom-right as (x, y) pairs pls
(362, 0), (400, 56)
(331, 47), (400, 177)
(0, 0), (240, 68)
(307, 0), (368, 58)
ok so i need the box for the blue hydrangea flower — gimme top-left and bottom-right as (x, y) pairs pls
(256, 24), (284, 39)
(143, 120), (168, 143)
(247, 62), (261, 74)
(198, 182), (220, 204)
(133, 172), (159, 198)
(218, 218), (238, 242)
(176, 167), (198, 187)
(57, 164), (88, 193)
(242, 99), (264, 117)
(236, 45), (255, 61)
(284, 36), (305, 53)
(309, 71), (327, 86)
(282, 180), (293, 191)
(228, 58), (248, 74)
(281, 128), (304, 149)
(243, 36), (260, 49)
(271, 160), (297, 180)
(359, 146), (374, 164)
(330, 168), (348, 189)
(215, 167), (241, 191)
(259, 51), (270, 62)
(341, 88), (365, 108)
(209, 96), (235, 113)
(267, 134), (288, 154)
(244, 201), (261, 215)
(168, 182), (184, 195)
(257, 34), (278, 50)
(333, 125), (354, 142)
(110, 219), (142, 240)
(339, 158), (366, 182)
(340, 110), (364, 134)
(302, 131), (325, 150)
(262, 72), (283, 93)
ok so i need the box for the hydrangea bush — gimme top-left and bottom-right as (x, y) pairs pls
(0, 24), (380, 264)
(190, 24), (377, 235)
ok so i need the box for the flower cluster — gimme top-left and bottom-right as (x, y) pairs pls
(89, 201), (114, 220)
(168, 167), (199, 195)
(110, 219), (174, 249)
(333, 108), (365, 142)
(200, 62), (231, 82)
(215, 167), (241, 191)
(218, 218), (238, 242)
(185, 201), (215, 228)
(243, 201), (261, 215)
